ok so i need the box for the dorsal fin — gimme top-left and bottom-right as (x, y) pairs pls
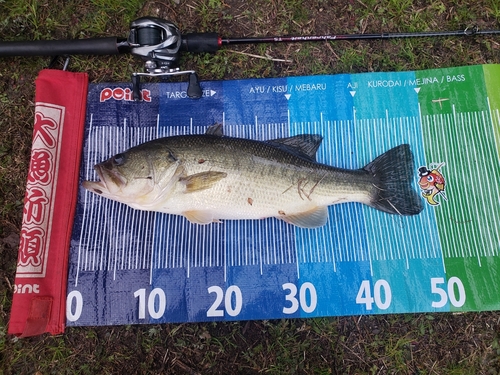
(266, 134), (323, 161)
(205, 124), (224, 137)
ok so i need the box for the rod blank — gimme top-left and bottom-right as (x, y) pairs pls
(220, 27), (500, 46)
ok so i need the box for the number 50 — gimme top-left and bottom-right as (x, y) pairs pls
(431, 277), (466, 308)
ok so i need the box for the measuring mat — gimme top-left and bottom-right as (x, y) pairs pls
(66, 65), (500, 326)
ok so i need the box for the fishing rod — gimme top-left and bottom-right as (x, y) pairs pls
(221, 25), (498, 44)
(1, 17), (499, 100)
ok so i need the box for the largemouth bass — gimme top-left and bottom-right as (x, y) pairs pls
(83, 125), (423, 228)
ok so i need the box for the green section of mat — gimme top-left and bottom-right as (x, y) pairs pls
(484, 64), (500, 153)
(417, 65), (500, 311)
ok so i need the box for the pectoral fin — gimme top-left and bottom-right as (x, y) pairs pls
(180, 171), (227, 193)
(183, 210), (217, 225)
(278, 206), (329, 228)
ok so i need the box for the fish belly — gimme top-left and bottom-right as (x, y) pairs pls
(156, 163), (372, 221)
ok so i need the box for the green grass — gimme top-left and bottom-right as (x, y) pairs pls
(2, 0), (500, 374)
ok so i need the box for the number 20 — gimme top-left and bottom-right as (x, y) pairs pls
(207, 285), (243, 317)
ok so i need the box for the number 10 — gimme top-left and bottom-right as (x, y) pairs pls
(134, 288), (166, 319)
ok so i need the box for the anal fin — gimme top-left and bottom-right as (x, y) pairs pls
(278, 206), (328, 228)
(183, 210), (218, 225)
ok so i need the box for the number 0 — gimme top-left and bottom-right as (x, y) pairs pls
(374, 280), (391, 310)
(299, 282), (317, 313)
(447, 277), (466, 307)
(66, 291), (83, 322)
(148, 288), (167, 319)
(225, 285), (243, 317)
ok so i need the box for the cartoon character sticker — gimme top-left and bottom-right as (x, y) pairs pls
(418, 163), (447, 206)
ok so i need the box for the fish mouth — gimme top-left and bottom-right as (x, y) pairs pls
(419, 181), (431, 190)
(82, 163), (126, 195)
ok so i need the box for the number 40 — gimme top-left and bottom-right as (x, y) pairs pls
(356, 280), (392, 310)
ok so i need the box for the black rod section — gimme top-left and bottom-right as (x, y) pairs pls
(0, 37), (130, 57)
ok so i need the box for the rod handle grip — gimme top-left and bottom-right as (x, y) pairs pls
(0, 37), (123, 57)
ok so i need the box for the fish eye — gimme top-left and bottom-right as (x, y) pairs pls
(427, 176), (434, 182)
(113, 153), (125, 165)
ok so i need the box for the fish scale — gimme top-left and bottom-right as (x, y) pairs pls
(154, 135), (370, 205)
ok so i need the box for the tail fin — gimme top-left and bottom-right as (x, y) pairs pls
(363, 144), (423, 215)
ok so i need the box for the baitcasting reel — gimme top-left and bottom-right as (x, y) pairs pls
(128, 17), (219, 100)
